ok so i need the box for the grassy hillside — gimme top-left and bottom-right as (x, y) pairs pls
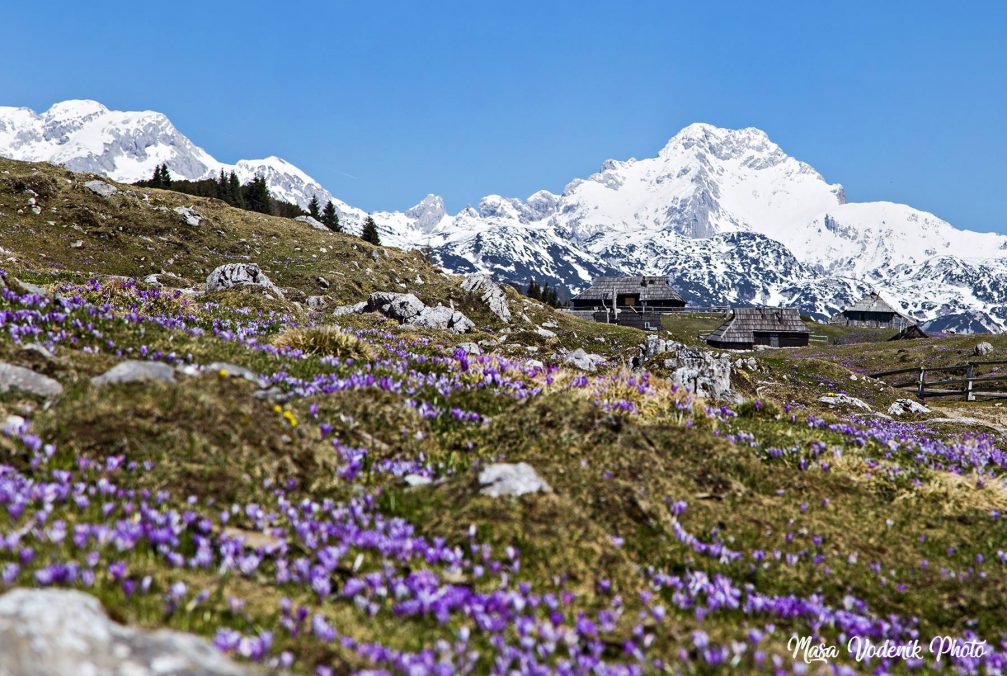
(0, 159), (1005, 673)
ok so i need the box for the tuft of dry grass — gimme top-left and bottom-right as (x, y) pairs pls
(271, 325), (375, 361)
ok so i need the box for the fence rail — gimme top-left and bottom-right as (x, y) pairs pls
(869, 359), (1007, 401)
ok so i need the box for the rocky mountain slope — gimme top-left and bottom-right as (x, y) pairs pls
(3, 102), (1005, 330)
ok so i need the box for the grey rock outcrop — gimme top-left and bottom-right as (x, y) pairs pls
(634, 336), (736, 400)
(205, 264), (278, 295)
(478, 462), (551, 498)
(563, 348), (606, 372)
(974, 341), (994, 356)
(0, 362), (62, 398)
(667, 346), (735, 400)
(410, 304), (475, 333)
(461, 273), (511, 323)
(84, 180), (117, 197)
(887, 398), (931, 416)
(637, 335), (678, 362)
(818, 393), (872, 411)
(173, 206), (203, 227)
(365, 292), (474, 334)
(92, 360), (176, 386)
(0, 588), (249, 676)
(333, 301), (367, 317)
(306, 295), (327, 308)
(368, 292), (426, 323)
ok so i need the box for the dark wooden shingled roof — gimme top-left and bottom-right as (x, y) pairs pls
(844, 291), (904, 315)
(572, 276), (684, 303)
(707, 307), (809, 344)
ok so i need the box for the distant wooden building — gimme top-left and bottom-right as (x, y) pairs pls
(570, 275), (685, 330)
(706, 307), (810, 349)
(830, 292), (916, 331)
(888, 324), (930, 341)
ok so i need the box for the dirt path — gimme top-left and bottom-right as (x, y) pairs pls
(927, 404), (1007, 436)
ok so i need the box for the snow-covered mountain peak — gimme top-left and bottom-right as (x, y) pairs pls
(42, 99), (109, 122)
(404, 194), (447, 231)
(0, 100), (347, 212)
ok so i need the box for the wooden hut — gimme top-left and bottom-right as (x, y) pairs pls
(830, 292), (915, 331)
(706, 307), (810, 349)
(571, 276), (685, 312)
(570, 276), (685, 330)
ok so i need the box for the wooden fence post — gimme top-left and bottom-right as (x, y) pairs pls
(965, 362), (975, 402)
(918, 368), (926, 400)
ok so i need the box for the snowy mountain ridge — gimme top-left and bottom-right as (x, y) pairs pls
(0, 100), (364, 222)
(2, 101), (1005, 331)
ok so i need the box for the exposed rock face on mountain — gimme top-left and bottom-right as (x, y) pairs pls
(4, 102), (1006, 330)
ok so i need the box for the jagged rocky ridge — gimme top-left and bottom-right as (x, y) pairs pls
(2, 102), (1005, 329)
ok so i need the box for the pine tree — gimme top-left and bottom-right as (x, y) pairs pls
(527, 279), (541, 300)
(543, 284), (559, 307)
(321, 201), (341, 232)
(228, 172), (244, 208)
(307, 195), (321, 220)
(243, 176), (272, 214)
(158, 164), (172, 187)
(149, 164), (163, 188)
(360, 216), (381, 245)
(217, 170), (228, 201)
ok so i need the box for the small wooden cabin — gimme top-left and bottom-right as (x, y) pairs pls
(830, 292), (915, 331)
(570, 275), (685, 330)
(706, 307), (810, 349)
(571, 276), (685, 312)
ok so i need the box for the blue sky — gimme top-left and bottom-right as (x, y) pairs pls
(4, 1), (1006, 232)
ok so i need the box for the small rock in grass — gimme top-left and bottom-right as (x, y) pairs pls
(333, 301), (367, 317)
(564, 348), (605, 372)
(92, 361), (176, 386)
(403, 474), (433, 487)
(2, 415), (26, 435)
(974, 341), (994, 356)
(205, 263), (279, 295)
(818, 393), (872, 411)
(84, 180), (117, 198)
(206, 362), (265, 387)
(887, 398), (931, 416)
(478, 462), (551, 498)
(455, 342), (482, 356)
(0, 362), (63, 398)
(173, 206), (203, 227)
(0, 588), (250, 676)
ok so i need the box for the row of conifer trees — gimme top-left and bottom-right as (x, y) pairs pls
(136, 164), (381, 245)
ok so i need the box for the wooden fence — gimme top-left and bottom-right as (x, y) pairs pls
(869, 360), (1007, 401)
